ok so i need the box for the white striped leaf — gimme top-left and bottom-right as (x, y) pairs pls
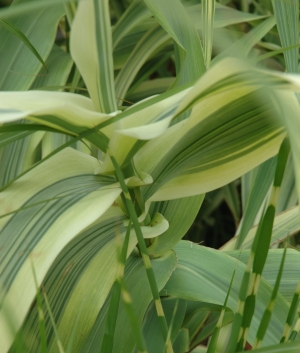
(0, 91), (112, 128)
(9, 206), (132, 353)
(8, 208), (170, 353)
(0, 148), (122, 353)
(135, 86), (284, 201)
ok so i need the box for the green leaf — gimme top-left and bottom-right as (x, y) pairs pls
(134, 59), (286, 201)
(0, 130), (44, 187)
(136, 298), (186, 353)
(115, 25), (170, 105)
(0, 0), (70, 20)
(222, 206), (300, 251)
(14, 205), (170, 353)
(239, 340), (300, 353)
(225, 249), (300, 312)
(187, 2), (267, 30)
(214, 16), (276, 63)
(126, 78), (175, 102)
(173, 328), (189, 353)
(30, 44), (73, 90)
(147, 195), (204, 256)
(253, 246), (287, 348)
(79, 251), (177, 353)
(271, 0), (299, 73)
(272, 92), (300, 215)
(112, 0), (151, 49)
(0, 19), (48, 73)
(0, 44), (73, 187)
(202, 0), (215, 69)
(0, 130), (33, 149)
(143, 0), (205, 87)
(70, 0), (117, 113)
(277, 153), (298, 214)
(234, 157), (277, 250)
(0, 0), (64, 91)
(163, 241), (291, 346)
(222, 182), (241, 226)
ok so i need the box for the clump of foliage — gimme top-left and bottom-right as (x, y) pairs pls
(0, 1), (300, 353)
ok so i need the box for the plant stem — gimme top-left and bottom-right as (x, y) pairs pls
(109, 152), (174, 353)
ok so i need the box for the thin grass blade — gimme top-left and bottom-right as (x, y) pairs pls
(42, 288), (65, 353)
(271, 0), (299, 73)
(0, 19), (48, 72)
(253, 245), (287, 348)
(228, 138), (290, 352)
(114, 25), (169, 105)
(235, 157), (277, 249)
(93, 0), (117, 112)
(143, 0), (205, 87)
(112, 0), (150, 49)
(288, 314), (300, 341)
(239, 340), (300, 352)
(206, 265), (236, 353)
(280, 278), (300, 342)
(202, 0), (215, 69)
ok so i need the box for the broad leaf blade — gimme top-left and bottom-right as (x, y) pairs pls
(0, 0), (64, 91)
(79, 251), (177, 353)
(0, 148), (122, 352)
(163, 241), (293, 346)
(0, 19), (48, 73)
(272, 0), (299, 73)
